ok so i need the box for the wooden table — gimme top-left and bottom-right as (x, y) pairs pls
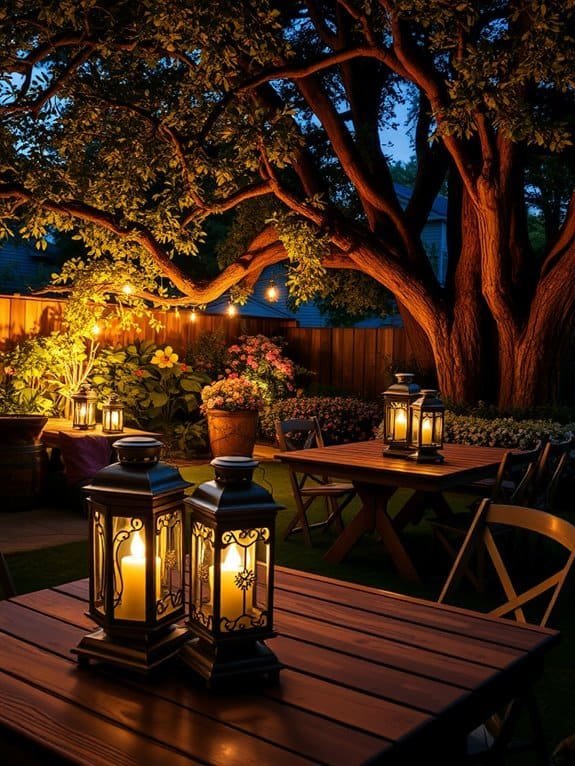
(0, 568), (558, 765)
(277, 441), (509, 582)
(41, 418), (162, 450)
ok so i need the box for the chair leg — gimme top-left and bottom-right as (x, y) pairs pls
(0, 552), (16, 598)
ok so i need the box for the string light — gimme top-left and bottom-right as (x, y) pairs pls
(122, 284), (133, 295)
(265, 279), (279, 303)
(91, 323), (101, 337)
(226, 303), (238, 318)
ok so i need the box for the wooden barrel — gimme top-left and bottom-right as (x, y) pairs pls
(0, 444), (48, 511)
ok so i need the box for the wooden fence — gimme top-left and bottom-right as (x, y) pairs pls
(0, 294), (411, 400)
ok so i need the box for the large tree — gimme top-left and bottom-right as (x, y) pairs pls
(1, 0), (574, 407)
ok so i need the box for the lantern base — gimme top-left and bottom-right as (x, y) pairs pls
(180, 636), (283, 688)
(73, 624), (190, 674)
(382, 445), (415, 459)
(408, 448), (444, 463)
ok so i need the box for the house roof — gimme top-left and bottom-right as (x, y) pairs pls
(393, 183), (447, 221)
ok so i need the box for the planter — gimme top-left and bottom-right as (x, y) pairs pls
(0, 414), (48, 445)
(206, 410), (259, 458)
(0, 415), (49, 510)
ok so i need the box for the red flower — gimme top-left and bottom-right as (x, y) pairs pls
(134, 369), (144, 377)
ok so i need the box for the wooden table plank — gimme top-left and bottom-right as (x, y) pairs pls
(275, 567), (556, 651)
(276, 441), (508, 493)
(0, 670), (201, 766)
(0, 600), (397, 765)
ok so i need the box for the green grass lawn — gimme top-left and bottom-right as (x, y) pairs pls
(4, 459), (575, 764)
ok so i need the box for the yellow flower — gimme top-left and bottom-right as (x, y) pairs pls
(151, 345), (179, 369)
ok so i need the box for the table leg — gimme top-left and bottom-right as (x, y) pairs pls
(324, 484), (420, 583)
(393, 490), (456, 531)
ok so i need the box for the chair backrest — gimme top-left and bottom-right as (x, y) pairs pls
(275, 418), (325, 453)
(491, 441), (543, 503)
(438, 499), (575, 627)
(518, 438), (573, 510)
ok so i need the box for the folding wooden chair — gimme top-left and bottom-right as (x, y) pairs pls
(275, 418), (356, 546)
(430, 443), (542, 590)
(438, 499), (575, 764)
(0, 552), (16, 599)
(519, 438), (574, 513)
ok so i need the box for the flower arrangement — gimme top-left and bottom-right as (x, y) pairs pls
(201, 376), (265, 413)
(225, 335), (296, 403)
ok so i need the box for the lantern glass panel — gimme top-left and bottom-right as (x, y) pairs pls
(421, 415), (434, 446)
(434, 414), (443, 444)
(112, 517), (151, 621)
(217, 528), (270, 632)
(73, 398), (97, 429)
(190, 519), (215, 632)
(386, 402), (409, 442)
(102, 406), (123, 434)
(155, 510), (184, 619)
(91, 504), (106, 617)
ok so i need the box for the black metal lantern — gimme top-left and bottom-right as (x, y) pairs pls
(72, 384), (98, 430)
(409, 389), (445, 463)
(382, 373), (421, 457)
(73, 437), (191, 672)
(101, 393), (124, 434)
(182, 456), (284, 687)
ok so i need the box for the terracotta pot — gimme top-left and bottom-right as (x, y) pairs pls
(206, 410), (258, 458)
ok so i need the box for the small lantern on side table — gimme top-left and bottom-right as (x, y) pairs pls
(409, 389), (445, 463)
(182, 456), (284, 687)
(102, 393), (124, 435)
(72, 384), (98, 430)
(73, 436), (191, 673)
(382, 373), (421, 457)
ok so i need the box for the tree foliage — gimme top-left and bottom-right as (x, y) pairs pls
(0, 1), (574, 406)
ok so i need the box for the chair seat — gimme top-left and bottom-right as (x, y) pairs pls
(300, 482), (354, 497)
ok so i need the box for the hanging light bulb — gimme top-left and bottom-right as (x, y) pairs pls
(265, 279), (279, 303)
(226, 302), (238, 318)
(175, 307), (180, 319)
(190, 308), (197, 322)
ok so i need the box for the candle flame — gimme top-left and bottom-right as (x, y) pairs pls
(130, 530), (145, 558)
(396, 409), (407, 424)
(223, 544), (242, 570)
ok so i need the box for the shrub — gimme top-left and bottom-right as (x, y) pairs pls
(374, 411), (575, 449)
(443, 412), (575, 449)
(187, 330), (228, 380)
(260, 396), (383, 446)
(90, 341), (209, 435)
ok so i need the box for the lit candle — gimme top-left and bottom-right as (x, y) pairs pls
(422, 416), (433, 445)
(116, 530), (161, 620)
(210, 544), (252, 628)
(79, 404), (87, 422)
(110, 411), (120, 430)
(395, 408), (407, 440)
